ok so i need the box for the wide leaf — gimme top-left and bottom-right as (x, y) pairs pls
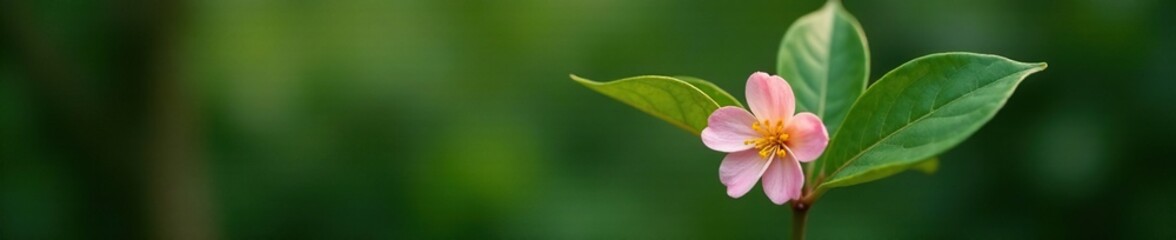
(571, 75), (722, 135)
(816, 53), (1046, 190)
(776, 0), (868, 136)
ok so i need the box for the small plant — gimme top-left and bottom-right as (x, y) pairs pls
(572, 1), (1045, 239)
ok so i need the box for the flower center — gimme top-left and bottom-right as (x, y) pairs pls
(744, 119), (790, 159)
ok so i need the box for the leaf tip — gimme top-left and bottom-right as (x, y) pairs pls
(1016, 61), (1047, 72)
(1033, 62), (1048, 70)
(1019, 62), (1048, 77)
(569, 74), (597, 85)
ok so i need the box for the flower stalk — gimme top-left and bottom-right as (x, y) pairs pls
(791, 202), (809, 240)
(790, 189), (814, 240)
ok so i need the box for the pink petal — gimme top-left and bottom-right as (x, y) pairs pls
(719, 150), (770, 198)
(745, 72), (796, 123)
(785, 112), (829, 163)
(761, 155), (804, 205)
(701, 107), (759, 153)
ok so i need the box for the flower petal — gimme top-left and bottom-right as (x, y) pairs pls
(719, 150), (770, 198)
(701, 107), (759, 152)
(785, 112), (829, 162)
(745, 72), (796, 123)
(761, 155), (804, 205)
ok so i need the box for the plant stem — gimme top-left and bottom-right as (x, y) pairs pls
(791, 201), (810, 240)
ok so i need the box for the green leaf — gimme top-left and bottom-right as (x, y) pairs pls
(571, 74), (721, 135)
(816, 53), (1046, 190)
(674, 76), (743, 108)
(776, 0), (868, 136)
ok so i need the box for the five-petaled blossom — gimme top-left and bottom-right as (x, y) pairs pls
(701, 72), (830, 205)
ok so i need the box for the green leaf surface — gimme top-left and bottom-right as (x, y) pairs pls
(674, 76), (743, 108)
(571, 75), (721, 135)
(816, 53), (1046, 190)
(776, 0), (868, 136)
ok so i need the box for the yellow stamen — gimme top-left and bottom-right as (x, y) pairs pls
(744, 119), (790, 159)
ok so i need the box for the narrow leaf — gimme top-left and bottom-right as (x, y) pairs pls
(571, 74), (721, 135)
(776, 0), (869, 136)
(816, 53), (1046, 190)
(675, 76), (743, 108)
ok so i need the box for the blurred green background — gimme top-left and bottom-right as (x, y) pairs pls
(2, 0), (1174, 238)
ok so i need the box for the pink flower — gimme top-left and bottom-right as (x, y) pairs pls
(701, 72), (830, 205)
